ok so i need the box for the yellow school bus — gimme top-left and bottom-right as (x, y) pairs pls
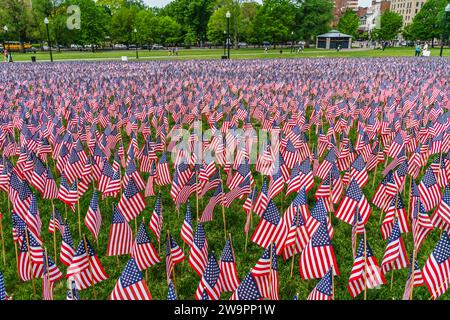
(3, 41), (32, 52)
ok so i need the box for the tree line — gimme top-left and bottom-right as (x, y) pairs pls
(0, 0), (447, 51)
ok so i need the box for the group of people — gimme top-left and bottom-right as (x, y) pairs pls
(415, 42), (430, 56)
(2, 49), (12, 62)
(168, 47), (179, 56)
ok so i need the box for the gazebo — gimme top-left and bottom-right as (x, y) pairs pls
(316, 30), (353, 49)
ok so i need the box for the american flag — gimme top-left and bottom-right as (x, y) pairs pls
(14, 180), (33, 219)
(251, 243), (279, 300)
(167, 280), (177, 300)
(48, 207), (64, 235)
(25, 194), (41, 237)
(195, 252), (222, 300)
(131, 222), (160, 271)
(106, 204), (133, 256)
(43, 252), (63, 283)
(110, 257), (152, 300)
(117, 177), (146, 222)
(229, 272), (261, 300)
(307, 268), (333, 300)
(380, 193), (410, 240)
(253, 178), (269, 217)
(419, 168), (441, 212)
(181, 203), (194, 248)
(412, 201), (433, 251)
(165, 233), (185, 282)
(0, 271), (9, 300)
(431, 186), (450, 231)
(306, 198), (334, 240)
(348, 234), (385, 298)
(189, 223), (209, 277)
(60, 220), (75, 266)
(149, 194), (163, 242)
(423, 231), (450, 299)
(66, 280), (80, 300)
(219, 238), (240, 292)
(251, 200), (287, 251)
(381, 219), (409, 274)
(402, 254), (425, 300)
(66, 235), (109, 290)
(300, 222), (339, 280)
(156, 152), (172, 185)
(335, 179), (371, 225)
(84, 190), (102, 240)
(200, 183), (224, 223)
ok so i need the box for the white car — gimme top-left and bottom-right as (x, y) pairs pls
(114, 44), (127, 49)
(70, 44), (82, 49)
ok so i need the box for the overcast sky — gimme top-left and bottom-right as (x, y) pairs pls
(144, 0), (371, 9)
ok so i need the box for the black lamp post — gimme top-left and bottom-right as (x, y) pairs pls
(3, 25), (10, 62)
(44, 17), (53, 62)
(291, 31), (294, 53)
(440, 4), (450, 57)
(226, 11), (230, 59)
(134, 28), (138, 59)
(223, 30), (226, 56)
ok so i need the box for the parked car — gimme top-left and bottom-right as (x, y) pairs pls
(237, 42), (248, 48)
(114, 43), (127, 49)
(262, 41), (271, 47)
(70, 44), (83, 49)
(152, 44), (164, 50)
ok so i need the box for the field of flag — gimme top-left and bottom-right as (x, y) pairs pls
(0, 57), (449, 300)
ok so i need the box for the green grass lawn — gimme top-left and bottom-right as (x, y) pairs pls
(6, 47), (449, 62)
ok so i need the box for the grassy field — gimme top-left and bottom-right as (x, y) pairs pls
(0, 123), (448, 301)
(5, 46), (449, 62)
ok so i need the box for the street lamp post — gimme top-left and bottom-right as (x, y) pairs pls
(226, 11), (231, 59)
(440, 4), (450, 57)
(44, 18), (53, 62)
(223, 30), (227, 56)
(291, 31), (294, 53)
(3, 25), (10, 61)
(134, 28), (138, 59)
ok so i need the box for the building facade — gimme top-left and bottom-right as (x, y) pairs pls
(360, 0), (391, 32)
(390, 0), (425, 25)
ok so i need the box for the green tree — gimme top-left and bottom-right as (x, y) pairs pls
(377, 10), (402, 41)
(408, 0), (448, 45)
(295, 0), (334, 47)
(135, 9), (159, 46)
(110, 5), (136, 47)
(337, 9), (360, 38)
(159, 16), (181, 45)
(65, 0), (111, 50)
(0, 0), (35, 51)
(252, 0), (297, 47)
(162, 0), (215, 45)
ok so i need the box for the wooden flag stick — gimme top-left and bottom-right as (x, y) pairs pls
(51, 200), (57, 262)
(245, 187), (256, 253)
(25, 228), (37, 299)
(168, 229), (176, 286)
(372, 165), (378, 189)
(0, 213), (5, 265)
(331, 264), (335, 300)
(269, 241), (274, 299)
(363, 229), (368, 300)
(76, 178), (82, 239)
(82, 234), (97, 299)
(409, 199), (420, 300)
(44, 247), (52, 300)
(195, 171), (199, 222)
